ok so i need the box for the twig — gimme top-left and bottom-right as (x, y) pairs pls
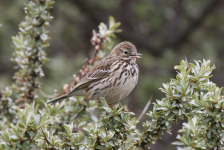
(137, 95), (153, 122)
(40, 126), (51, 145)
(39, 89), (55, 99)
(58, 27), (104, 94)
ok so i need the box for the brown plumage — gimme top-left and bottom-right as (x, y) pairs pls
(47, 41), (141, 105)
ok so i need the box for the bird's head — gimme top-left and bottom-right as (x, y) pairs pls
(110, 41), (142, 60)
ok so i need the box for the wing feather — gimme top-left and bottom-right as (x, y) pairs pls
(68, 55), (117, 94)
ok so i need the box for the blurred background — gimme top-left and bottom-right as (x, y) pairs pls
(1, 0), (224, 149)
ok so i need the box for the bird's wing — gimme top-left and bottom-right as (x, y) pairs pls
(68, 55), (117, 94)
(47, 55), (117, 105)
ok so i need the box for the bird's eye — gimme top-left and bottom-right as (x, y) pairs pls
(124, 51), (128, 54)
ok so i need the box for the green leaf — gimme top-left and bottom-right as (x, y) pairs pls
(64, 123), (73, 135)
(100, 97), (109, 107)
(172, 141), (185, 146)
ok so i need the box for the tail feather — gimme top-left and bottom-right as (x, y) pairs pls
(47, 94), (69, 105)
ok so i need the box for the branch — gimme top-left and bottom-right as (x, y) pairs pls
(54, 17), (121, 96)
(12, 0), (54, 103)
(40, 127), (51, 145)
(137, 95), (152, 122)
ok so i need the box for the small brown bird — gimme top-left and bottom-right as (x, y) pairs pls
(47, 41), (141, 105)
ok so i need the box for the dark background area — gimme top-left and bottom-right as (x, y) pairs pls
(1, 0), (224, 149)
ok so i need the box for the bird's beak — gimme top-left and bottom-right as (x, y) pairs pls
(131, 53), (142, 58)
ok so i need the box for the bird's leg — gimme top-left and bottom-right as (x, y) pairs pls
(118, 99), (121, 104)
(116, 96), (123, 109)
(118, 95), (123, 104)
(108, 96), (122, 108)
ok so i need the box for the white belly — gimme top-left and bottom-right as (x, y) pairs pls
(87, 61), (139, 104)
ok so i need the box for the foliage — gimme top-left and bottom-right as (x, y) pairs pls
(11, 0), (54, 104)
(0, 87), (17, 133)
(83, 98), (138, 149)
(173, 60), (224, 149)
(1, 1), (224, 150)
(135, 60), (224, 149)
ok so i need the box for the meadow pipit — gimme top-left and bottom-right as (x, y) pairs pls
(47, 41), (141, 105)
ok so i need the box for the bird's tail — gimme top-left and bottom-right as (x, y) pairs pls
(47, 94), (69, 105)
